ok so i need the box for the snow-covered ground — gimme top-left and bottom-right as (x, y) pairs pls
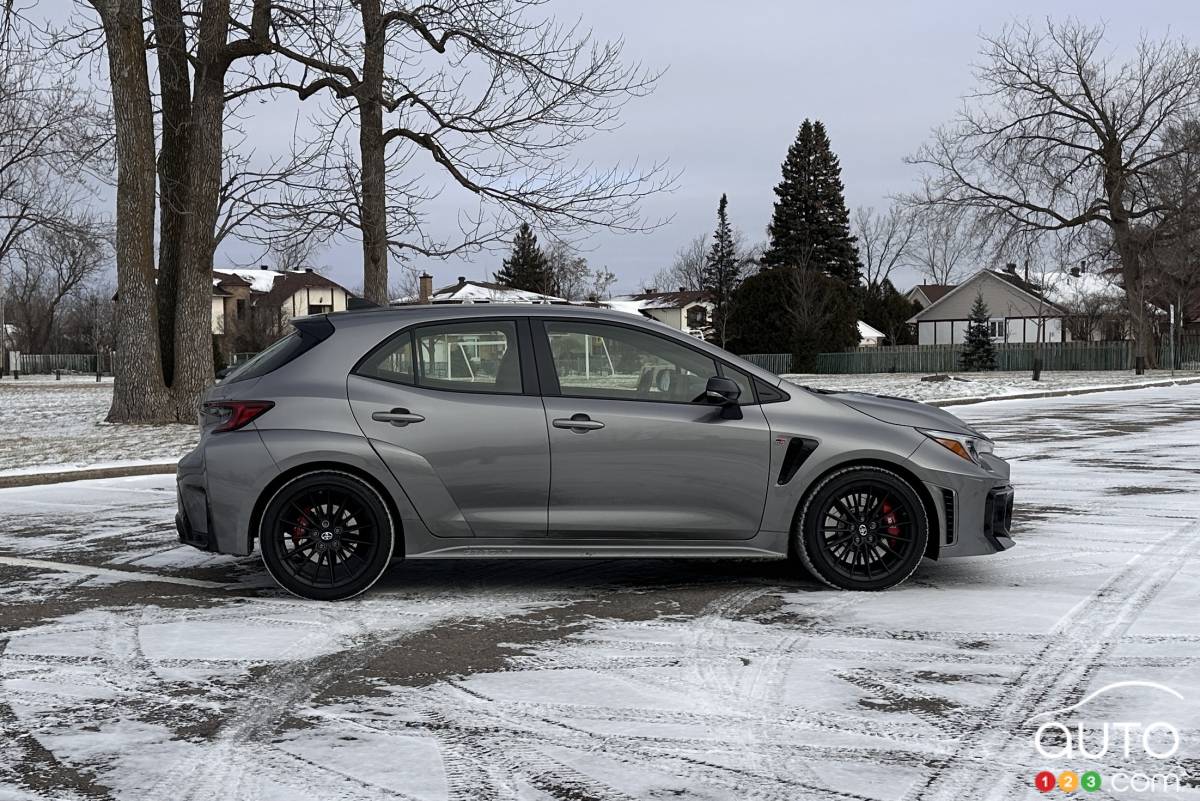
(0, 384), (1197, 800)
(782, 368), (1200, 404)
(0, 377), (197, 476)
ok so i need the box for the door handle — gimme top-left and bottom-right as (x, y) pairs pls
(371, 408), (425, 426)
(552, 414), (605, 432)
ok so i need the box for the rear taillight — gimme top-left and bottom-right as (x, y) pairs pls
(203, 400), (274, 432)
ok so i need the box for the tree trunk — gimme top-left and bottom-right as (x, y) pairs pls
(169, 3), (230, 421)
(358, 0), (389, 305)
(1112, 228), (1157, 369)
(92, 0), (171, 422)
(151, 0), (192, 388)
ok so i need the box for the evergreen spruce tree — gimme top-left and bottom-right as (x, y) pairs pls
(494, 223), (549, 293)
(960, 293), (998, 371)
(701, 193), (742, 347)
(761, 120), (861, 283)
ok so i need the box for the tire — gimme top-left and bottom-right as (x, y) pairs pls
(259, 470), (396, 601)
(793, 466), (928, 591)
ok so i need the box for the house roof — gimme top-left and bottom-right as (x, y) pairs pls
(907, 268), (1069, 323)
(857, 320), (886, 341)
(909, 284), (955, 304)
(213, 268), (351, 301)
(607, 289), (713, 310)
(393, 277), (568, 305)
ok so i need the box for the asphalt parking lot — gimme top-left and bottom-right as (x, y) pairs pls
(1, 385), (1198, 800)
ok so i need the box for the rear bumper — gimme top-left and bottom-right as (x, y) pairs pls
(175, 431), (279, 556)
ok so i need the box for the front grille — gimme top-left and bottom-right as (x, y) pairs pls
(983, 486), (1015, 540)
(941, 488), (956, 544)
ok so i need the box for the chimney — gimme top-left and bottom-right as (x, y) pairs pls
(1069, 265), (1081, 278)
(418, 272), (433, 304)
(678, 286), (686, 294)
(304, 268), (313, 273)
(1004, 262), (1017, 274)
(260, 264), (270, 271)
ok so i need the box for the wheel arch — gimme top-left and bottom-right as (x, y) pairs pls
(249, 461), (405, 557)
(790, 457), (941, 560)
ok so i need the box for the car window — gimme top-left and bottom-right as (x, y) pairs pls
(357, 331), (415, 385)
(543, 321), (718, 403)
(415, 321), (522, 394)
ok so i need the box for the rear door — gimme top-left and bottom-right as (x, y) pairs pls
(533, 319), (771, 540)
(347, 317), (549, 538)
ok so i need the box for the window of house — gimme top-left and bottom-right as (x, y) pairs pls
(686, 305), (708, 328)
(415, 321), (521, 393)
(308, 304), (332, 315)
(543, 321), (717, 403)
(987, 319), (1005, 339)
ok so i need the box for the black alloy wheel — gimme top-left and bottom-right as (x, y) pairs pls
(795, 466), (928, 591)
(260, 471), (395, 600)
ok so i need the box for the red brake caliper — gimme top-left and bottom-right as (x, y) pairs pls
(292, 507), (314, 546)
(881, 501), (900, 549)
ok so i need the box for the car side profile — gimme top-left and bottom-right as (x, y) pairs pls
(176, 305), (1014, 600)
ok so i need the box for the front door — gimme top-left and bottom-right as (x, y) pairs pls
(534, 319), (771, 540)
(348, 318), (549, 538)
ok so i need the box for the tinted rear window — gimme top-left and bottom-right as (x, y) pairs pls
(223, 317), (334, 383)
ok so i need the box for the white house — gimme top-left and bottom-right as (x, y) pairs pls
(907, 266), (1071, 346)
(602, 289), (716, 338)
(212, 267), (354, 351)
(857, 320), (886, 347)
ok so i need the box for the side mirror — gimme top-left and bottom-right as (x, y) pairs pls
(703, 376), (741, 406)
(215, 366), (233, 381)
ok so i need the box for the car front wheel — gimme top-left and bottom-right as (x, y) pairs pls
(259, 470), (396, 600)
(794, 466), (929, 591)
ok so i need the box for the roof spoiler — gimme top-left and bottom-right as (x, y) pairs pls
(347, 297), (380, 311)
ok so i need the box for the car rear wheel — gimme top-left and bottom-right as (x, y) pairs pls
(794, 466), (928, 591)
(259, 471), (395, 601)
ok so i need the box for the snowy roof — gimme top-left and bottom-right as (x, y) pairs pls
(857, 320), (886, 341)
(606, 289), (713, 311)
(1041, 271), (1123, 306)
(217, 267), (290, 294)
(392, 277), (567, 305)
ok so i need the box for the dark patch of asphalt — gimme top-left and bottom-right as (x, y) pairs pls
(0, 463), (176, 489)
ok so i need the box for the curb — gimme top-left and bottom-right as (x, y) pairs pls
(929, 376), (1200, 408)
(0, 462), (177, 489)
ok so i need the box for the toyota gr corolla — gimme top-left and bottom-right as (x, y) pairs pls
(177, 305), (1014, 600)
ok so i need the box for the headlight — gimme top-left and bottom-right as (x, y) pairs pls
(919, 429), (994, 464)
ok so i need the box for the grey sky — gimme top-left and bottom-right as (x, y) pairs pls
(50, 0), (1198, 295)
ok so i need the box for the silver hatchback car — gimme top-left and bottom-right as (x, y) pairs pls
(177, 305), (1014, 600)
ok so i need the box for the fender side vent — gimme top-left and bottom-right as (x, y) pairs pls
(777, 438), (818, 485)
(941, 488), (956, 544)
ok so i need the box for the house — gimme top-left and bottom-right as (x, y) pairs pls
(906, 284), (955, 310)
(392, 275), (569, 305)
(857, 320), (886, 347)
(907, 265), (1074, 346)
(212, 266), (354, 352)
(602, 288), (715, 339)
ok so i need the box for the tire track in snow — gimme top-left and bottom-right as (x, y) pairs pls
(904, 519), (1199, 801)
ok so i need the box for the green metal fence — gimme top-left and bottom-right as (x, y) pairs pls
(740, 338), (1200, 375)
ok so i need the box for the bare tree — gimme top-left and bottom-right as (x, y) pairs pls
(853, 204), (915, 288)
(232, 0), (671, 304)
(4, 222), (106, 353)
(906, 206), (978, 286)
(909, 19), (1200, 364)
(651, 235), (709, 292)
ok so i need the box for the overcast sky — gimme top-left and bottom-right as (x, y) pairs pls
(53, 0), (1197, 295)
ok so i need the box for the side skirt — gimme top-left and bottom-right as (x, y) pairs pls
(404, 531), (792, 560)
